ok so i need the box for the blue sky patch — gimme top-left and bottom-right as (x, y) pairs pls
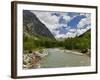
(68, 15), (86, 29)
(31, 10), (91, 38)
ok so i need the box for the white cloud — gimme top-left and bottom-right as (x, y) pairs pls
(66, 32), (77, 38)
(69, 29), (76, 33)
(77, 25), (90, 36)
(77, 18), (90, 29)
(63, 15), (71, 22)
(76, 13), (91, 36)
(30, 11), (91, 39)
(31, 11), (59, 24)
(77, 29), (86, 36)
(55, 34), (67, 38)
(31, 11), (59, 30)
(77, 13), (91, 29)
(31, 11), (71, 36)
(55, 31), (77, 39)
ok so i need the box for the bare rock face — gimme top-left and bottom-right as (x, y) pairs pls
(23, 10), (55, 39)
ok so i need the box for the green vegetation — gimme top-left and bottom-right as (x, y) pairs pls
(23, 32), (58, 52)
(64, 30), (91, 50)
(23, 30), (91, 54)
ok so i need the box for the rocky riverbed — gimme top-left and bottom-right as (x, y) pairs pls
(23, 49), (48, 69)
(23, 48), (90, 69)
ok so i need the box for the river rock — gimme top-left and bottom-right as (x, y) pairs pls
(23, 50), (48, 69)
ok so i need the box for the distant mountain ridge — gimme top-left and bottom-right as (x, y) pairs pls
(23, 10), (55, 39)
(78, 29), (91, 38)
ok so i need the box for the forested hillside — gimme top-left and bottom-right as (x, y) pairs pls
(24, 30), (91, 54)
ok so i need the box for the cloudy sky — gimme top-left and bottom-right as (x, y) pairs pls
(31, 10), (91, 39)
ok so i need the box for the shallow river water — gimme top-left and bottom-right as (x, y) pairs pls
(40, 48), (90, 68)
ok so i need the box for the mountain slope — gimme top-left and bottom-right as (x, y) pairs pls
(23, 10), (55, 39)
(78, 29), (91, 38)
(64, 29), (91, 50)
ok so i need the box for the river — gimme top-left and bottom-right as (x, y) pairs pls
(40, 48), (90, 68)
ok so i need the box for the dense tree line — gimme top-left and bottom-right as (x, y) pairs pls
(23, 30), (91, 53)
(64, 30), (90, 50)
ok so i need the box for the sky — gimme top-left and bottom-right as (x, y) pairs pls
(31, 10), (91, 39)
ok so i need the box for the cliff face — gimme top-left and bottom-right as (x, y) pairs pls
(23, 10), (55, 39)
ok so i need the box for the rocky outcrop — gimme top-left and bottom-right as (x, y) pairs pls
(23, 49), (48, 69)
(80, 49), (91, 57)
(23, 10), (55, 39)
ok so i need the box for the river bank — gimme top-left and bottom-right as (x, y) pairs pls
(23, 48), (90, 69)
(23, 49), (48, 69)
(41, 48), (90, 68)
(59, 48), (91, 57)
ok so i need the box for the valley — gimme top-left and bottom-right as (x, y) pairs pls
(23, 10), (91, 69)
